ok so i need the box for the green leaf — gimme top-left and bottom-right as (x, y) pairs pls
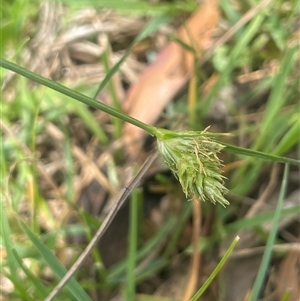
(0, 58), (157, 135)
(93, 13), (171, 98)
(108, 216), (176, 282)
(12, 248), (49, 298)
(273, 118), (300, 156)
(21, 221), (93, 301)
(125, 189), (141, 300)
(249, 164), (289, 301)
(190, 236), (240, 301)
(255, 46), (297, 149)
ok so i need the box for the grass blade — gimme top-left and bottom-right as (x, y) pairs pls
(249, 164), (289, 301)
(189, 236), (240, 301)
(108, 216), (176, 282)
(1, 204), (19, 281)
(0, 58), (157, 135)
(1, 205), (35, 300)
(125, 189), (141, 300)
(11, 248), (49, 298)
(273, 118), (300, 156)
(21, 221), (93, 301)
(93, 13), (171, 98)
(255, 47), (297, 149)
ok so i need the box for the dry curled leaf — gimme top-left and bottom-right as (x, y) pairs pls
(123, 0), (220, 156)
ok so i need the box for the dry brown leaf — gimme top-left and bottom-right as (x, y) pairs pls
(123, 0), (220, 157)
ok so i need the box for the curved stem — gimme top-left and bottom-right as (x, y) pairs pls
(0, 58), (158, 136)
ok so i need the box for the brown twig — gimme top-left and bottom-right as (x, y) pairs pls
(182, 199), (202, 301)
(44, 150), (158, 301)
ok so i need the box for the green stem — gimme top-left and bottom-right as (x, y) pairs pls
(0, 58), (158, 136)
(221, 141), (300, 166)
(190, 236), (240, 301)
(126, 189), (140, 301)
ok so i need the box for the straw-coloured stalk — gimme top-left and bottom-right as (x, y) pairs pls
(155, 127), (229, 207)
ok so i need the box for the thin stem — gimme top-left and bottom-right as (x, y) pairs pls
(0, 58), (158, 136)
(125, 189), (140, 301)
(221, 141), (300, 166)
(189, 236), (240, 301)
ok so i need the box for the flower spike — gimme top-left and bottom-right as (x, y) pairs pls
(156, 128), (229, 207)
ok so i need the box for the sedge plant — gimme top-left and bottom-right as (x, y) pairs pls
(2, 58), (231, 207)
(1, 58), (299, 209)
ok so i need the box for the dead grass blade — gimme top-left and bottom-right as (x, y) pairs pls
(44, 150), (158, 301)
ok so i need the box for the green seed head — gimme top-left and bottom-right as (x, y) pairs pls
(156, 128), (229, 207)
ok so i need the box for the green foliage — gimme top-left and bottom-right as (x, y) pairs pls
(0, 0), (39, 57)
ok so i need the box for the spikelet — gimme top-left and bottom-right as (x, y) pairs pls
(156, 128), (229, 207)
